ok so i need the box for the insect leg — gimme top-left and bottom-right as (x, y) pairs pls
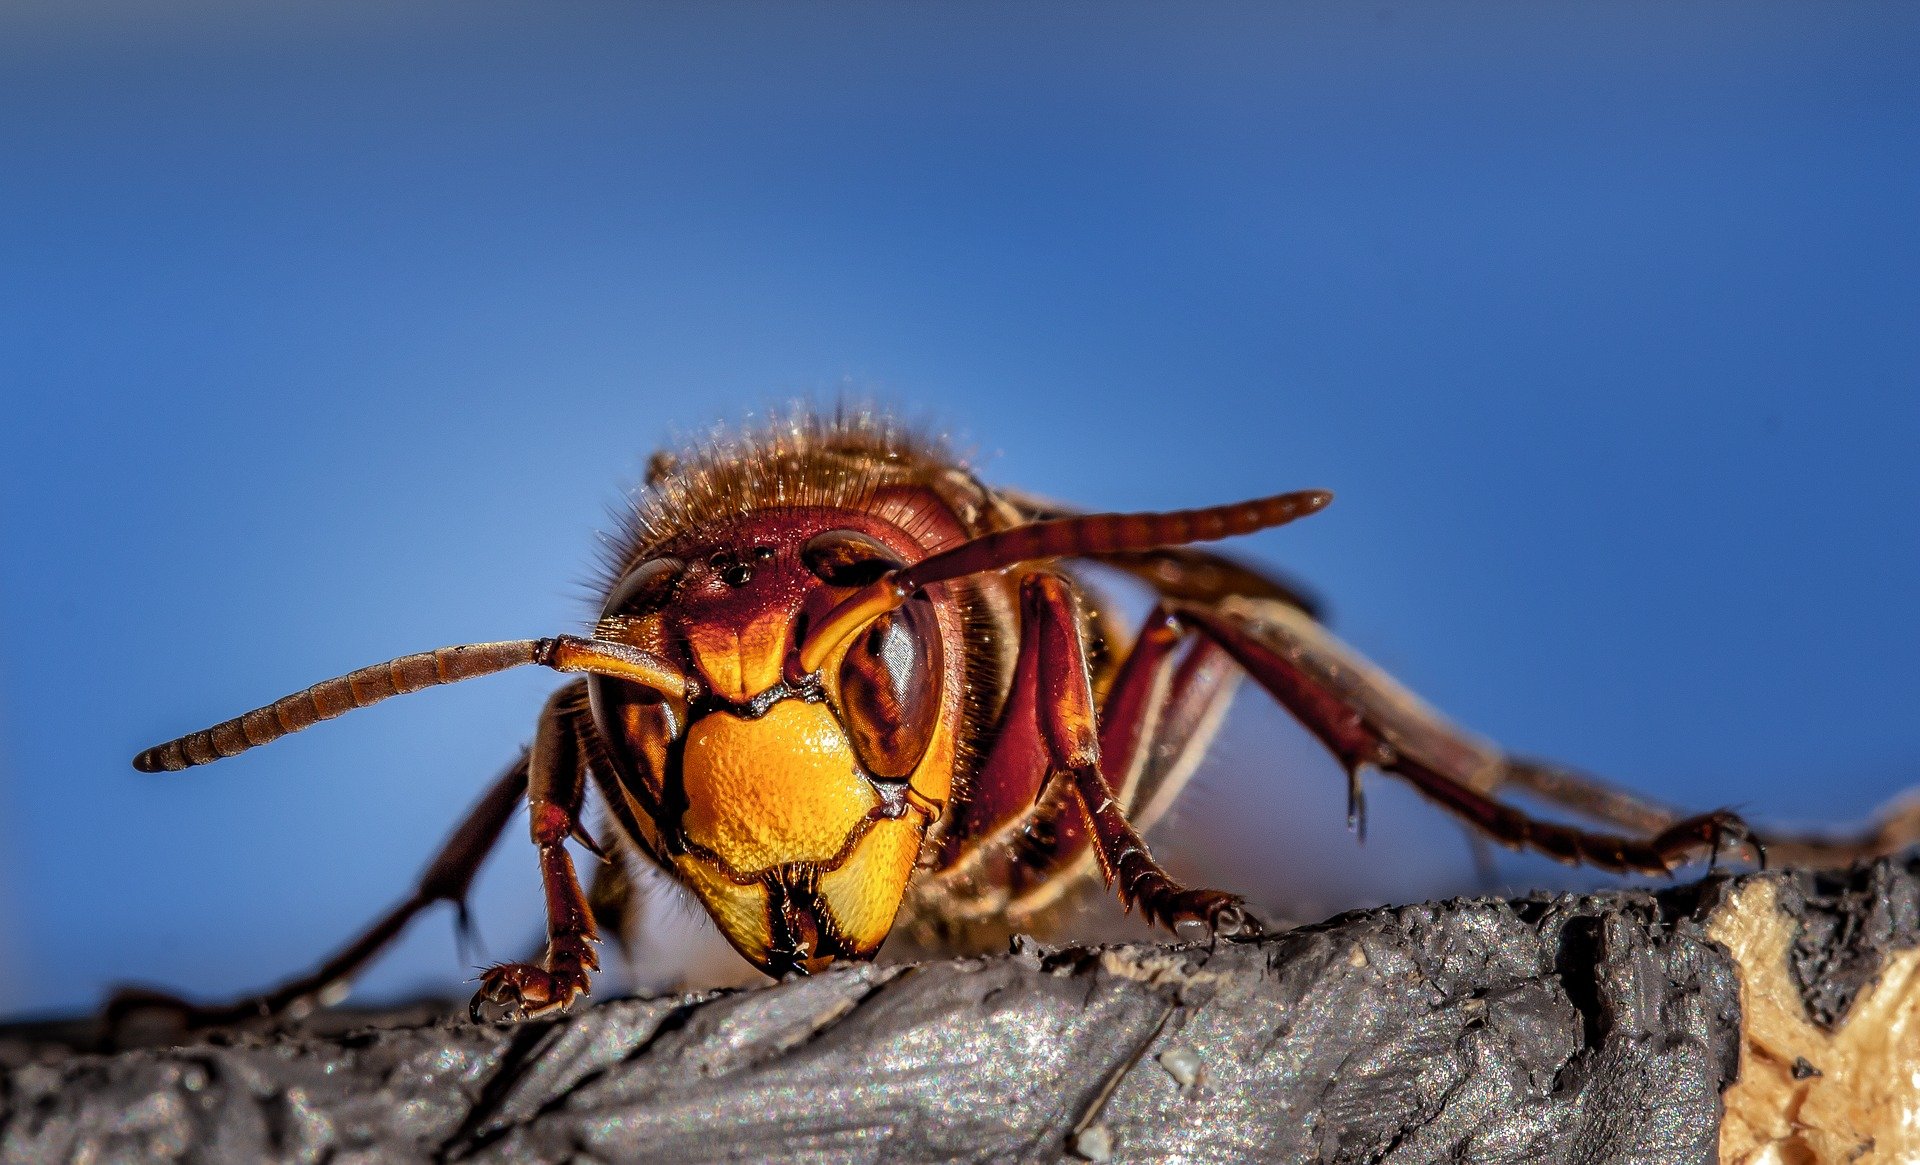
(1021, 617), (1244, 936)
(1754, 796), (1920, 867)
(470, 682), (602, 1021)
(914, 590), (1248, 948)
(927, 599), (1240, 921)
(1497, 757), (1686, 834)
(1065, 515), (1894, 872)
(1501, 756), (1920, 869)
(105, 750), (529, 1032)
(1021, 607), (1239, 891)
(1119, 627), (1242, 837)
(1098, 605), (1189, 816)
(1177, 601), (1754, 874)
(1023, 573), (1253, 935)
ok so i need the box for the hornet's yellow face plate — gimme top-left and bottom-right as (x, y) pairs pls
(672, 698), (932, 972)
(815, 815), (923, 953)
(680, 700), (876, 873)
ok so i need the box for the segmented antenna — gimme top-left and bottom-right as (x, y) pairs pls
(799, 488), (1331, 673)
(903, 489), (1331, 593)
(134, 636), (686, 772)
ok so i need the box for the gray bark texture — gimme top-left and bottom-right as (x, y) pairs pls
(3, 860), (1913, 1165)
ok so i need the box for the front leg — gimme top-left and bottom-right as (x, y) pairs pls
(1020, 573), (1253, 937)
(471, 682), (602, 1021)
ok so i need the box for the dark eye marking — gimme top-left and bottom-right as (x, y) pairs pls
(603, 557), (686, 618)
(802, 529), (904, 588)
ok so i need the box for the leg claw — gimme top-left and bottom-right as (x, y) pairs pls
(1653, 809), (1758, 873)
(468, 937), (596, 1022)
(1153, 889), (1260, 940)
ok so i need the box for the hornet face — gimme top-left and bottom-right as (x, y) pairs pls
(586, 508), (963, 975)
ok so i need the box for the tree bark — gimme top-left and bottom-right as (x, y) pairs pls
(4, 859), (1916, 1164)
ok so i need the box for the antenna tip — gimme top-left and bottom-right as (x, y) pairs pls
(132, 745), (183, 773)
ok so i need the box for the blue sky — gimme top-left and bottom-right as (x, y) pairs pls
(2, 2), (1916, 1018)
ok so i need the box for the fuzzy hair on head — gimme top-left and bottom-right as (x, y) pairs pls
(598, 403), (968, 594)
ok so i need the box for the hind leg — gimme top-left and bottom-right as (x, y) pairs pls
(107, 750), (530, 1032)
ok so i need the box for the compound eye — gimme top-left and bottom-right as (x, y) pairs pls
(602, 556), (686, 619)
(838, 595), (943, 779)
(801, 529), (903, 588)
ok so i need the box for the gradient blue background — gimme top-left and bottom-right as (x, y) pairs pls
(3, 3), (1916, 1020)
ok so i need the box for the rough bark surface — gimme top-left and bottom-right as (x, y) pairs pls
(3, 861), (1914, 1164)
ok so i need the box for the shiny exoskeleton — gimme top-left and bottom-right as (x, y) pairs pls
(122, 410), (1904, 1025)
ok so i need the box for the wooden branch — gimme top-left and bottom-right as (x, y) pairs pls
(4, 859), (1916, 1163)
